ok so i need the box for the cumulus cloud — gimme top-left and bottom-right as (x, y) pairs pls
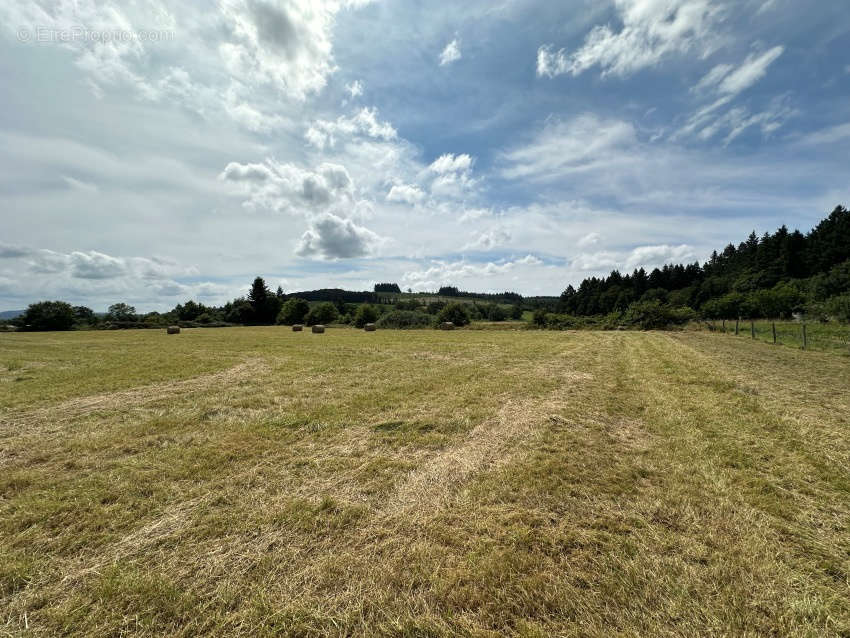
(220, 159), (354, 214)
(427, 153), (476, 197)
(0, 242), (210, 308)
(0, 243), (33, 259)
(305, 107), (397, 149)
(345, 79), (364, 98)
(69, 251), (128, 279)
(429, 153), (473, 174)
(402, 255), (544, 290)
(625, 244), (695, 269)
(572, 244), (695, 273)
(463, 228), (511, 251)
(439, 39), (462, 66)
(221, 157), (386, 258)
(296, 212), (383, 259)
(386, 183), (425, 205)
(0, 0), (372, 131)
(538, 0), (723, 78)
(218, 0), (362, 100)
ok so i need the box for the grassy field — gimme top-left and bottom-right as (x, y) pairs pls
(695, 319), (850, 355)
(1, 327), (849, 636)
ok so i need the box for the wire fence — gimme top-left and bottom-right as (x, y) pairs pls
(698, 319), (850, 355)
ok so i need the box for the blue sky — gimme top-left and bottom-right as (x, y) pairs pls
(1, 0), (849, 311)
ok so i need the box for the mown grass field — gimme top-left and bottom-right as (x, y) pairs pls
(694, 319), (850, 355)
(1, 327), (849, 636)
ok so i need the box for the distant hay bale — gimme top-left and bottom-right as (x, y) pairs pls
(364, 323), (376, 332)
(167, 325), (181, 335)
(312, 325), (325, 334)
(439, 322), (455, 330)
(292, 324), (304, 332)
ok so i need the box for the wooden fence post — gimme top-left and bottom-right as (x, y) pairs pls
(802, 322), (807, 350)
(722, 319), (726, 333)
(772, 322), (777, 344)
(735, 318), (740, 336)
(751, 321), (755, 339)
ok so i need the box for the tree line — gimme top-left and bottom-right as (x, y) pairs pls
(555, 206), (850, 322)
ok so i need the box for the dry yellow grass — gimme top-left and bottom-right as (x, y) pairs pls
(1, 327), (848, 636)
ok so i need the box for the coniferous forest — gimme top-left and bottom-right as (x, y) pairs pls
(557, 206), (850, 322)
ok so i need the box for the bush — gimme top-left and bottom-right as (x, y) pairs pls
(106, 303), (137, 322)
(621, 300), (695, 330)
(826, 294), (850, 323)
(435, 302), (470, 327)
(353, 304), (379, 328)
(21, 301), (75, 331)
(532, 307), (548, 327)
(277, 298), (309, 325)
(485, 304), (508, 321)
(305, 302), (339, 326)
(375, 310), (432, 329)
(394, 299), (421, 311)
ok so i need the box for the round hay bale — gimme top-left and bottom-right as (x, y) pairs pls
(311, 325), (325, 334)
(364, 323), (376, 332)
(292, 324), (304, 332)
(167, 325), (181, 335)
(439, 322), (455, 330)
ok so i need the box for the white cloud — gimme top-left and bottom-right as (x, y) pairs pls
(577, 232), (601, 247)
(463, 228), (511, 251)
(0, 243), (34, 259)
(218, 0), (354, 100)
(69, 251), (127, 279)
(0, 0), (372, 131)
(439, 39), (462, 66)
(538, 0), (723, 78)
(570, 244), (695, 273)
(0, 243), (210, 307)
(402, 255), (542, 290)
(428, 153), (477, 198)
(296, 212), (384, 259)
(501, 114), (636, 181)
(305, 107), (397, 149)
(345, 79), (364, 98)
(219, 159), (354, 214)
(62, 176), (99, 193)
(625, 244), (695, 269)
(386, 183), (425, 205)
(796, 122), (850, 146)
(679, 46), (788, 142)
(429, 153), (473, 174)
(572, 251), (620, 272)
(699, 46), (785, 96)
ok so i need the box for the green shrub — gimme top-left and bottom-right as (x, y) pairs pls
(20, 301), (75, 331)
(435, 302), (470, 327)
(375, 310), (432, 329)
(621, 300), (695, 330)
(826, 295), (850, 323)
(485, 304), (508, 321)
(277, 298), (309, 325)
(353, 304), (379, 328)
(305, 302), (338, 326)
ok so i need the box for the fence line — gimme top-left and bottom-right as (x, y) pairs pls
(699, 318), (849, 355)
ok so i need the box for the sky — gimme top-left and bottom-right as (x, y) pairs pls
(1, 0), (849, 311)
